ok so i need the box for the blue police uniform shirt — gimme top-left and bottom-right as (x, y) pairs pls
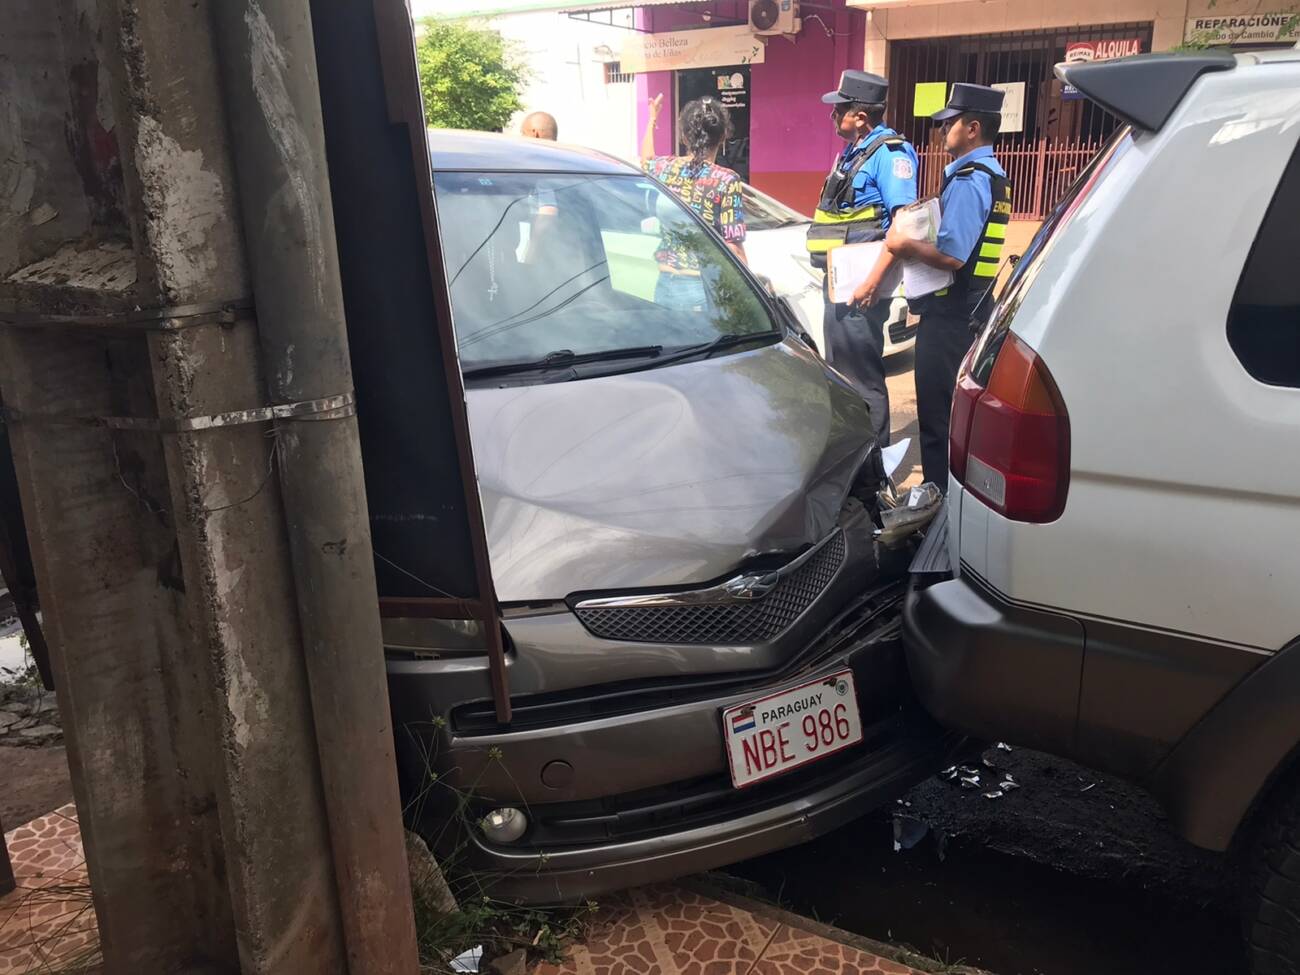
(837, 124), (918, 230)
(936, 145), (1006, 265)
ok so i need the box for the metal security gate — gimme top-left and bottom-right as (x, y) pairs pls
(888, 23), (1152, 218)
(916, 137), (1107, 219)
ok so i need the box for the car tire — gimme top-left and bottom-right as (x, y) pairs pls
(1245, 774), (1300, 973)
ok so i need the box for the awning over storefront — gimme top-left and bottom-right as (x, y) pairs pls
(845, 0), (957, 7)
(427, 0), (707, 19)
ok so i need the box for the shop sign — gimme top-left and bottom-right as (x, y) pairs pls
(621, 26), (766, 75)
(991, 81), (1025, 133)
(1184, 12), (1300, 44)
(1064, 38), (1143, 61)
(1061, 38), (1144, 99)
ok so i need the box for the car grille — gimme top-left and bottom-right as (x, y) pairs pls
(574, 531), (845, 645)
(889, 317), (918, 345)
(452, 578), (905, 735)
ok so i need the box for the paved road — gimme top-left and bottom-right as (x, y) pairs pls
(885, 348), (922, 488)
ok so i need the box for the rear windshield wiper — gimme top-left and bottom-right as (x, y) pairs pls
(462, 345), (664, 380)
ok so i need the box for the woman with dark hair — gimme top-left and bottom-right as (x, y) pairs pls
(641, 94), (747, 264)
(639, 94), (748, 311)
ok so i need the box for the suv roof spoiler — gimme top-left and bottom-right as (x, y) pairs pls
(1055, 51), (1236, 131)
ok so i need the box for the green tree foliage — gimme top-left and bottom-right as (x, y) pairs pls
(416, 20), (527, 132)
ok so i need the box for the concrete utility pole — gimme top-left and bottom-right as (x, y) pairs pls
(0, 1), (419, 972)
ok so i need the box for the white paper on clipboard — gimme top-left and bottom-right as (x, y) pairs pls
(902, 261), (954, 301)
(893, 198), (954, 300)
(828, 242), (903, 306)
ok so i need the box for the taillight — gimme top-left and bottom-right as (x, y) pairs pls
(949, 344), (984, 484)
(949, 331), (1069, 523)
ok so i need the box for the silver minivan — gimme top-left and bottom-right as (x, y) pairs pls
(385, 131), (958, 903)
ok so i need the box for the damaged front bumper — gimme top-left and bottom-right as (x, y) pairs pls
(386, 510), (959, 902)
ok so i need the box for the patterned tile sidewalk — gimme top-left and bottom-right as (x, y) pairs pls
(0, 809), (935, 975)
(0, 804), (99, 974)
(532, 883), (925, 975)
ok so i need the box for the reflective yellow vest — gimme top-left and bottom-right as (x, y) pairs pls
(932, 160), (1013, 323)
(805, 134), (907, 270)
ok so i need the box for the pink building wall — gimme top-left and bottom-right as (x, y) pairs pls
(635, 2), (865, 213)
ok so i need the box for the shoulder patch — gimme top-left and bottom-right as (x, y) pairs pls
(892, 156), (915, 180)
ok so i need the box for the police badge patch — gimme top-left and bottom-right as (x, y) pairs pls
(893, 157), (915, 180)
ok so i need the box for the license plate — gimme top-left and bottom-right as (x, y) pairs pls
(722, 670), (863, 789)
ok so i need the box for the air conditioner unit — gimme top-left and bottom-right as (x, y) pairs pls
(749, 0), (799, 36)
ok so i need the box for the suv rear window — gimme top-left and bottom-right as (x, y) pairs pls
(1228, 140), (1300, 388)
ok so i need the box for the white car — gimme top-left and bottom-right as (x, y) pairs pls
(741, 183), (916, 358)
(904, 49), (1300, 972)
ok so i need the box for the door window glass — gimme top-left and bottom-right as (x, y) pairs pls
(1228, 140), (1300, 388)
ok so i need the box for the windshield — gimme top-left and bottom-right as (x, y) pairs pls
(742, 184), (809, 231)
(433, 171), (776, 376)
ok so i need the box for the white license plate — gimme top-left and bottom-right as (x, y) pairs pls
(722, 670), (863, 789)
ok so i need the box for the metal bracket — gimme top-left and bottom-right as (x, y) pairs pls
(0, 299), (254, 333)
(2, 392), (356, 433)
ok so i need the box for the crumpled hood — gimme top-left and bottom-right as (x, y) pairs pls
(465, 338), (874, 602)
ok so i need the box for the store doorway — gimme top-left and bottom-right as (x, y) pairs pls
(676, 64), (750, 181)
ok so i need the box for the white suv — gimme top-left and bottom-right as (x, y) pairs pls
(903, 49), (1300, 971)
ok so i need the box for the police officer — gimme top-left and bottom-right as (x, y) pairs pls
(811, 70), (918, 448)
(886, 83), (1013, 487)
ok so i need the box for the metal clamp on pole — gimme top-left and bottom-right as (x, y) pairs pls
(0, 299), (255, 333)
(0, 392), (357, 433)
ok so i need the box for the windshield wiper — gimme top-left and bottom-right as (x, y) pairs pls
(654, 330), (782, 367)
(462, 345), (664, 380)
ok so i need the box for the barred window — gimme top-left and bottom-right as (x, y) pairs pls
(604, 61), (633, 85)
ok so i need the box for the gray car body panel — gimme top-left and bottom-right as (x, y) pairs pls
(384, 132), (942, 903)
(467, 336), (873, 602)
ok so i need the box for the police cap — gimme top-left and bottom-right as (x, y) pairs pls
(931, 83), (1005, 121)
(821, 70), (889, 106)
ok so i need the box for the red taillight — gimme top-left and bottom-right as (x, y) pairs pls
(949, 332), (1069, 523)
(949, 344), (984, 484)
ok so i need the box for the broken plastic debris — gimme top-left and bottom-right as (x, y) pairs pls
(1000, 775), (1020, 791)
(876, 481), (943, 544)
(983, 789), (1005, 800)
(893, 814), (929, 852)
(880, 438), (911, 480)
(906, 484), (938, 508)
(996, 742), (1013, 752)
(939, 765), (959, 781)
(1080, 782), (1097, 793)
(959, 775), (981, 790)
(450, 946), (483, 973)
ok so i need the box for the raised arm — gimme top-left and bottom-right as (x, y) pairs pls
(641, 93), (665, 165)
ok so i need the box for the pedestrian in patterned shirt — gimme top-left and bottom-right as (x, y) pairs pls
(641, 94), (748, 311)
